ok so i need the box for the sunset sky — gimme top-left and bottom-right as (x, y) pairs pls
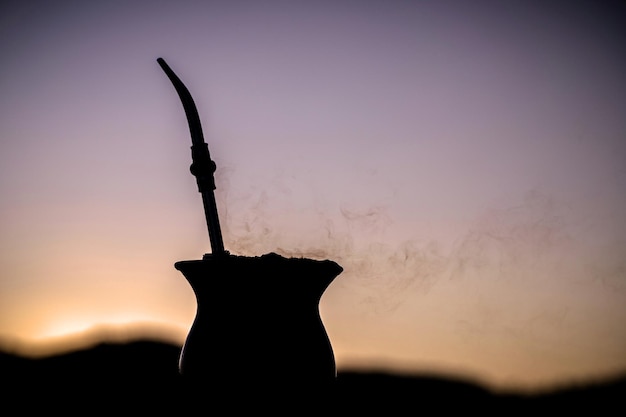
(1, 0), (625, 393)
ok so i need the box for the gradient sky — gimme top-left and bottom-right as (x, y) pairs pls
(1, 0), (625, 393)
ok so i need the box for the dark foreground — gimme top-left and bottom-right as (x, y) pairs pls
(1, 340), (624, 414)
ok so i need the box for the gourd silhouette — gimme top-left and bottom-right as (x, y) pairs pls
(157, 58), (343, 398)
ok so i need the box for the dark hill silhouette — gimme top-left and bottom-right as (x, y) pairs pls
(1, 340), (624, 414)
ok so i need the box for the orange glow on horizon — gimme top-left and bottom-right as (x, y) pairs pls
(1, 320), (187, 358)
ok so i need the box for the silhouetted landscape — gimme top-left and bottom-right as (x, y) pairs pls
(2, 53), (624, 413)
(2, 340), (624, 413)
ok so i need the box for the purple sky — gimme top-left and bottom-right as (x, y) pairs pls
(1, 0), (625, 392)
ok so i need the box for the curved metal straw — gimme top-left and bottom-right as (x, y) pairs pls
(157, 57), (226, 256)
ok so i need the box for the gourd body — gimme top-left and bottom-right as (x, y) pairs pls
(175, 252), (342, 396)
